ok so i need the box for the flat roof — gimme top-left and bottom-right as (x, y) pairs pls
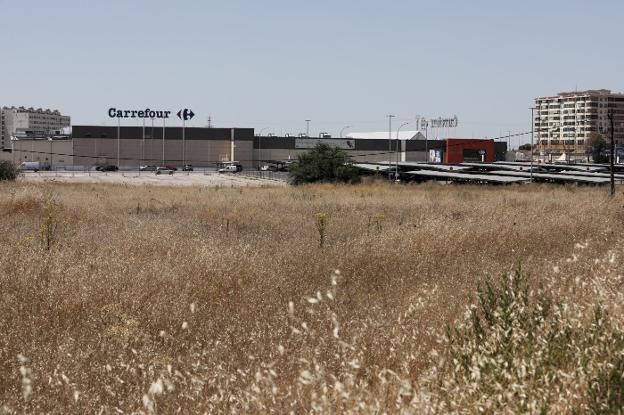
(371, 161), (471, 171)
(405, 170), (529, 184)
(488, 170), (610, 184)
(494, 161), (606, 173)
(353, 163), (392, 172)
(461, 162), (536, 172)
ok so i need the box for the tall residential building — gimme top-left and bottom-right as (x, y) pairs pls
(0, 106), (71, 149)
(534, 90), (624, 158)
(0, 110), (5, 149)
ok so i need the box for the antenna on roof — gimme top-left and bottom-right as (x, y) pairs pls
(206, 115), (213, 128)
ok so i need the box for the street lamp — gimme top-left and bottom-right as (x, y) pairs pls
(396, 122), (409, 181)
(339, 125), (351, 138)
(387, 114), (395, 179)
(530, 107), (535, 183)
(257, 127), (269, 169)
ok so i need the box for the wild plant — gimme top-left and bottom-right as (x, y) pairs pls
(314, 212), (329, 247)
(40, 200), (58, 251)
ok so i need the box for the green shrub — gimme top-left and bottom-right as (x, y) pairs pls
(0, 160), (18, 181)
(288, 143), (361, 185)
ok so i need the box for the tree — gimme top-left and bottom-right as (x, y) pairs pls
(288, 143), (361, 185)
(585, 132), (608, 163)
(0, 160), (18, 181)
(518, 144), (532, 151)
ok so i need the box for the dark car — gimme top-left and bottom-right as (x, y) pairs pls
(164, 164), (178, 171)
(139, 165), (157, 171)
(96, 164), (119, 172)
(182, 164), (194, 171)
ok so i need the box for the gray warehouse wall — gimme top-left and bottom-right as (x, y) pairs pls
(72, 126), (254, 168)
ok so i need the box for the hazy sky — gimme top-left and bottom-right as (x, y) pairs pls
(1, 0), (622, 144)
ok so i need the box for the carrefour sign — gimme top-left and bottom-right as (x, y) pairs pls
(107, 107), (196, 120)
(108, 108), (172, 119)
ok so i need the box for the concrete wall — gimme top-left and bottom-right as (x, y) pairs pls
(72, 126), (254, 168)
(10, 139), (73, 167)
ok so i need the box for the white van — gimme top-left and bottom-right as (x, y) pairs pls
(20, 161), (50, 172)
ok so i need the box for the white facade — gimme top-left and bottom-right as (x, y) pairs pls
(534, 90), (624, 157)
(0, 107), (70, 148)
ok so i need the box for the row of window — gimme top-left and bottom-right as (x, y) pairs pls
(538, 140), (585, 145)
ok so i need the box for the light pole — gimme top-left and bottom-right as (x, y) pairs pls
(162, 118), (166, 166)
(396, 122), (409, 181)
(305, 119), (311, 136)
(142, 118), (145, 170)
(339, 125), (351, 138)
(257, 127), (269, 169)
(387, 114), (395, 179)
(607, 108), (615, 198)
(530, 107), (535, 183)
(117, 117), (120, 168)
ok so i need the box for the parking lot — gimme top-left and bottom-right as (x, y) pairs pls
(19, 170), (288, 187)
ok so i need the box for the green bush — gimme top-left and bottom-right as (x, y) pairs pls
(0, 160), (18, 181)
(288, 143), (361, 185)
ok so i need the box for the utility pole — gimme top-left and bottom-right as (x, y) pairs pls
(162, 118), (166, 166)
(387, 114), (395, 179)
(117, 117), (120, 168)
(530, 107), (535, 183)
(396, 122), (409, 181)
(608, 108), (615, 198)
(141, 118), (145, 173)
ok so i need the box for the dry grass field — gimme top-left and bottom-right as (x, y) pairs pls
(1, 181), (623, 413)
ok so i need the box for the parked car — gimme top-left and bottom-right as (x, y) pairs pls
(164, 164), (178, 171)
(155, 166), (174, 175)
(182, 164), (194, 171)
(217, 162), (243, 173)
(139, 165), (157, 171)
(96, 164), (119, 172)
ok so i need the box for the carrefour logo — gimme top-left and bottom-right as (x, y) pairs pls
(108, 108), (172, 119)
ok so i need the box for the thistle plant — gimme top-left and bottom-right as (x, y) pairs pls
(314, 212), (329, 248)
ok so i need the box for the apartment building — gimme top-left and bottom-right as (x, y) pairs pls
(0, 110), (5, 150)
(534, 90), (624, 159)
(0, 106), (70, 149)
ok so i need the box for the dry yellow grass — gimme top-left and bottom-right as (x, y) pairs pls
(0, 182), (622, 413)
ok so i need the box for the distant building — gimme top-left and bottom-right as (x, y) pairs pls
(255, 135), (506, 166)
(534, 90), (624, 159)
(0, 106), (70, 149)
